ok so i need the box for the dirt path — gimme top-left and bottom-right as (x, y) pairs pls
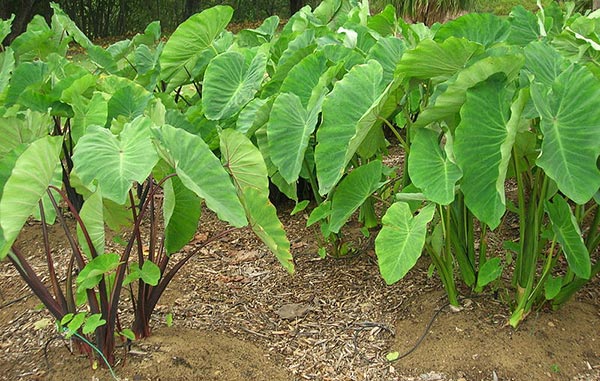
(0, 207), (598, 380)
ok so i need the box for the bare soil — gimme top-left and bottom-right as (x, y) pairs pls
(0, 203), (598, 381)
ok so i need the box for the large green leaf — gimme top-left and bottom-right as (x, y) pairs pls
(507, 5), (541, 46)
(267, 93), (320, 184)
(159, 5), (233, 88)
(163, 176), (201, 255)
(0, 110), (51, 157)
(279, 51), (329, 109)
(454, 79), (527, 230)
(77, 188), (105, 259)
(219, 129), (293, 273)
(203, 49), (268, 120)
(396, 37), (484, 82)
(375, 202), (436, 285)
(72, 117), (158, 205)
(408, 128), (462, 205)
(531, 65), (600, 204)
(329, 160), (383, 233)
(367, 36), (405, 84)
(524, 42), (567, 86)
(0, 136), (62, 259)
(107, 82), (152, 124)
(546, 196), (591, 279)
(434, 13), (509, 48)
(153, 124), (246, 227)
(415, 54), (524, 128)
(315, 60), (387, 196)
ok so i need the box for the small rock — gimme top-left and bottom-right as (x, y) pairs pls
(276, 303), (311, 320)
(547, 321), (555, 328)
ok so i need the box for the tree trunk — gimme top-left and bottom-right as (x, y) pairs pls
(594, 0), (600, 10)
(290, 0), (303, 16)
(184, 0), (200, 19)
(1, 0), (51, 45)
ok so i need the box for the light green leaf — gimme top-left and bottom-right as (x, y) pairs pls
(219, 129), (293, 273)
(544, 276), (563, 300)
(435, 13), (509, 48)
(77, 188), (105, 260)
(476, 257), (503, 289)
(107, 82), (152, 124)
(153, 124), (246, 227)
(531, 65), (600, 204)
(243, 187), (294, 273)
(82, 314), (106, 335)
(0, 136), (62, 259)
(163, 176), (201, 255)
(408, 128), (461, 205)
(140, 260), (161, 286)
(159, 5), (233, 88)
(267, 93), (320, 184)
(315, 60), (387, 196)
(220, 128), (269, 193)
(0, 48), (15, 93)
(524, 42), (567, 86)
(203, 49), (268, 120)
(507, 5), (541, 46)
(375, 202), (436, 285)
(396, 37), (484, 82)
(73, 117), (158, 205)
(546, 196), (591, 279)
(76, 253), (120, 291)
(279, 51), (329, 109)
(367, 36), (405, 84)
(455, 79), (527, 230)
(0, 14), (14, 43)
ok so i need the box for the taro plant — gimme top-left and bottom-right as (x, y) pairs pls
(375, 2), (600, 324)
(0, 5), (292, 369)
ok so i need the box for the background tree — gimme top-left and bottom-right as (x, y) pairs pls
(1, 0), (51, 44)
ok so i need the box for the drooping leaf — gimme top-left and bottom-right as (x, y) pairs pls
(153, 124), (246, 227)
(415, 54), (524, 128)
(220, 128), (269, 193)
(408, 128), (461, 205)
(329, 160), (383, 233)
(435, 13), (509, 48)
(367, 4), (397, 37)
(375, 202), (436, 285)
(531, 64), (600, 204)
(396, 37), (484, 82)
(77, 188), (105, 259)
(219, 129), (293, 273)
(267, 93), (320, 184)
(0, 136), (62, 259)
(159, 5), (233, 88)
(242, 187), (294, 273)
(163, 176), (201, 255)
(454, 79), (528, 230)
(546, 196), (591, 279)
(203, 48), (268, 120)
(0, 14), (14, 43)
(315, 60), (387, 196)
